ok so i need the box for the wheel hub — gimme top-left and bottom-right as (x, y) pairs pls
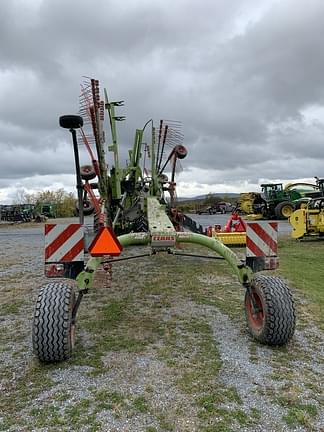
(282, 206), (292, 217)
(247, 292), (264, 330)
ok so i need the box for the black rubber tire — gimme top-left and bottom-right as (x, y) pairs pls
(59, 115), (83, 129)
(76, 199), (95, 216)
(83, 200), (95, 215)
(174, 145), (188, 159)
(33, 282), (76, 362)
(80, 165), (96, 181)
(245, 275), (296, 346)
(274, 201), (294, 219)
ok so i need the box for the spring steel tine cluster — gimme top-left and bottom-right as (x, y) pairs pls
(79, 78), (109, 203)
(78, 78), (105, 150)
(156, 123), (168, 173)
(78, 81), (97, 148)
(156, 120), (184, 175)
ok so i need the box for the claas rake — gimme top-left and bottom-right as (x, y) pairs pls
(32, 78), (296, 363)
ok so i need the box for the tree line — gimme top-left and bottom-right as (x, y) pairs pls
(12, 189), (237, 218)
(14, 188), (77, 218)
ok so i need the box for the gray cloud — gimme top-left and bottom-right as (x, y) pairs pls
(1, 0), (324, 202)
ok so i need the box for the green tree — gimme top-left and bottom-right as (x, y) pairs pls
(14, 188), (76, 218)
(36, 189), (76, 217)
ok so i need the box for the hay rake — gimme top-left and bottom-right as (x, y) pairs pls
(32, 78), (296, 363)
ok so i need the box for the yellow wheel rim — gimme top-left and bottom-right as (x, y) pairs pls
(282, 206), (293, 217)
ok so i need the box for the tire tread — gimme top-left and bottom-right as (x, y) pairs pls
(245, 275), (296, 346)
(32, 282), (75, 362)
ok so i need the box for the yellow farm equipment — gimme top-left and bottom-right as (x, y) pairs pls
(289, 198), (324, 239)
(206, 213), (247, 246)
(238, 192), (265, 219)
(213, 231), (246, 246)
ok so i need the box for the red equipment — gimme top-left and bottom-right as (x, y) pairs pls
(223, 212), (246, 233)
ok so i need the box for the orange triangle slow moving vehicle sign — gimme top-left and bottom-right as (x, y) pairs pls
(88, 227), (123, 257)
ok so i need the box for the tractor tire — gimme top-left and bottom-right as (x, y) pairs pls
(244, 275), (295, 346)
(32, 282), (76, 362)
(80, 164), (96, 181)
(274, 201), (294, 219)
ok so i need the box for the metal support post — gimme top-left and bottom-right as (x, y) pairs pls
(70, 128), (84, 225)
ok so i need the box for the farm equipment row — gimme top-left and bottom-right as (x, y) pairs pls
(0, 204), (34, 222)
(32, 78), (296, 363)
(196, 202), (234, 215)
(238, 180), (323, 220)
(0, 203), (56, 223)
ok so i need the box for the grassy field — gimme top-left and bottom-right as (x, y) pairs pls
(0, 230), (323, 431)
(277, 237), (324, 329)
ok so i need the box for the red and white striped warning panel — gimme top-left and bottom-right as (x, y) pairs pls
(246, 222), (278, 257)
(45, 224), (84, 262)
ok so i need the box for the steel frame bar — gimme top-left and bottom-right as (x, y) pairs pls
(76, 229), (252, 291)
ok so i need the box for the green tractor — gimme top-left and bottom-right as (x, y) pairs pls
(261, 183), (298, 219)
(239, 182), (320, 220)
(35, 202), (57, 219)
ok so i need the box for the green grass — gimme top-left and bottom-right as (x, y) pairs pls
(278, 237), (324, 328)
(197, 390), (261, 430)
(132, 396), (149, 413)
(27, 399), (102, 431)
(197, 387), (242, 411)
(93, 389), (150, 417)
(94, 389), (126, 410)
(0, 299), (25, 315)
(283, 404), (318, 428)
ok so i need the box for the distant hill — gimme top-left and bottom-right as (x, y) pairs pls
(177, 193), (239, 202)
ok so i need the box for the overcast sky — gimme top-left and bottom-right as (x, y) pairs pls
(1, 0), (324, 203)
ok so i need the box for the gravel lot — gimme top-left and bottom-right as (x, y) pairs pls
(0, 220), (323, 431)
